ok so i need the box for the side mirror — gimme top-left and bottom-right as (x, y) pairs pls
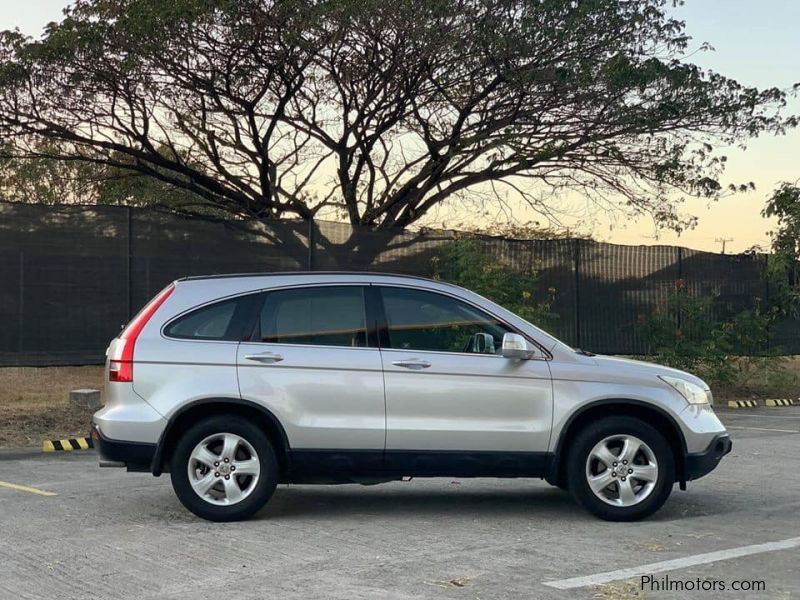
(501, 332), (536, 359)
(467, 332), (496, 354)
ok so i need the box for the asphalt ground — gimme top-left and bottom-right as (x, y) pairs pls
(1, 406), (799, 600)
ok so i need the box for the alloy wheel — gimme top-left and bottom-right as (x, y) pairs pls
(585, 434), (659, 507)
(187, 432), (261, 506)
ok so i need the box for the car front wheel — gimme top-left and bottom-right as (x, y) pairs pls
(567, 416), (675, 521)
(170, 416), (278, 521)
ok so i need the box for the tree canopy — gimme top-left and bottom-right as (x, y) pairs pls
(0, 0), (794, 230)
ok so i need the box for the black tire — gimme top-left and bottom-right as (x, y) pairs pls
(170, 416), (279, 522)
(567, 416), (675, 522)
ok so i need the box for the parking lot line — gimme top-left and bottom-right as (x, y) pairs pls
(0, 480), (58, 496)
(542, 536), (800, 590)
(726, 425), (799, 433)
(720, 412), (800, 420)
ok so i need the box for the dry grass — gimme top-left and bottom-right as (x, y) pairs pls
(592, 581), (647, 599)
(0, 366), (104, 448)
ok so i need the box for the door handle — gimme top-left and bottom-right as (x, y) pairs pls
(244, 352), (284, 364)
(392, 359), (431, 370)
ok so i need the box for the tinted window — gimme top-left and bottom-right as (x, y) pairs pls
(379, 287), (510, 354)
(165, 296), (257, 341)
(259, 286), (367, 347)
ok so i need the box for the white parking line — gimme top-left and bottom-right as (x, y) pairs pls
(726, 425), (799, 433)
(542, 536), (800, 590)
(721, 412), (800, 420)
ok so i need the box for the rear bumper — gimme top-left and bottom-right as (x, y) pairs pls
(91, 423), (156, 473)
(684, 433), (732, 481)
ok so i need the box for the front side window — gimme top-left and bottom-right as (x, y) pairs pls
(259, 286), (367, 347)
(379, 287), (510, 354)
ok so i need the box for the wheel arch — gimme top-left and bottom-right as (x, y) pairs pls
(548, 399), (688, 489)
(152, 397), (291, 477)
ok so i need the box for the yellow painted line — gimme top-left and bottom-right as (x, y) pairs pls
(42, 440), (56, 452)
(60, 439), (73, 452)
(0, 480), (57, 496)
(77, 438), (90, 450)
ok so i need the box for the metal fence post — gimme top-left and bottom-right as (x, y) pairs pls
(307, 219), (315, 271)
(126, 205), (133, 319)
(574, 238), (581, 349)
(677, 246), (683, 331)
(764, 253), (771, 353)
(17, 249), (24, 361)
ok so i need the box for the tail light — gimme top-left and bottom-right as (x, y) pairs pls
(109, 284), (175, 382)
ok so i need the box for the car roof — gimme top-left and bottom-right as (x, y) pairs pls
(172, 271), (467, 298)
(177, 271), (436, 284)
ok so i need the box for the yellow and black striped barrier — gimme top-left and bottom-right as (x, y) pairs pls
(727, 400), (758, 409)
(42, 437), (94, 452)
(765, 398), (797, 408)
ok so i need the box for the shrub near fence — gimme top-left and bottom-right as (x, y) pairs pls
(0, 201), (794, 366)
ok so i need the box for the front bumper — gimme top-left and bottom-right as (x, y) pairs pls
(684, 433), (732, 481)
(91, 423), (156, 473)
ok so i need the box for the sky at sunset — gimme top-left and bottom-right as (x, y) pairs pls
(1, 0), (798, 253)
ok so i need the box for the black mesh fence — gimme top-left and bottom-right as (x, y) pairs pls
(0, 201), (794, 365)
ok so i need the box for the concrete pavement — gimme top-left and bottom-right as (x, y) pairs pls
(1, 407), (798, 599)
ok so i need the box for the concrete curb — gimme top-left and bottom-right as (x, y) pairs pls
(765, 398), (798, 408)
(42, 437), (94, 452)
(727, 400), (758, 408)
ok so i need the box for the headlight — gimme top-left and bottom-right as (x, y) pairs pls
(659, 375), (711, 405)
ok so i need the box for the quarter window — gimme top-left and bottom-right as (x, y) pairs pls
(164, 295), (259, 341)
(379, 287), (510, 354)
(259, 286), (368, 347)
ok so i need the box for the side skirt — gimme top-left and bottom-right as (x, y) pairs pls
(287, 449), (552, 482)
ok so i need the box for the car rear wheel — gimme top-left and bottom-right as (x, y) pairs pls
(567, 416), (675, 521)
(170, 416), (278, 521)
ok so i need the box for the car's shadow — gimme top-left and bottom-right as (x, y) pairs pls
(263, 484), (580, 520)
(251, 482), (739, 523)
(121, 477), (741, 524)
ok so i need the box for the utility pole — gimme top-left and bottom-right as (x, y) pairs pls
(715, 237), (733, 254)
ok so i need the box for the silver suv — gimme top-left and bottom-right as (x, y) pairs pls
(92, 272), (731, 522)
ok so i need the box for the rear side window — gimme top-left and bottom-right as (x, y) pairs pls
(258, 286), (367, 347)
(164, 294), (261, 341)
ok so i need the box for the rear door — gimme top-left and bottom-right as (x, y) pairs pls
(132, 290), (262, 421)
(236, 284), (385, 474)
(376, 285), (553, 475)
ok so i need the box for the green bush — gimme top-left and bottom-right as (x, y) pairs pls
(639, 284), (733, 384)
(431, 238), (556, 329)
(639, 282), (790, 393)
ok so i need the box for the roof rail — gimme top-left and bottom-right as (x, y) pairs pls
(176, 270), (440, 284)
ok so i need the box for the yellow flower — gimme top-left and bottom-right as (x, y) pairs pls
(522, 290), (532, 300)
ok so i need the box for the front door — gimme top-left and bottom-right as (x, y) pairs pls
(376, 285), (553, 476)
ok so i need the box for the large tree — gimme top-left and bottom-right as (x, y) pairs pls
(0, 0), (794, 233)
